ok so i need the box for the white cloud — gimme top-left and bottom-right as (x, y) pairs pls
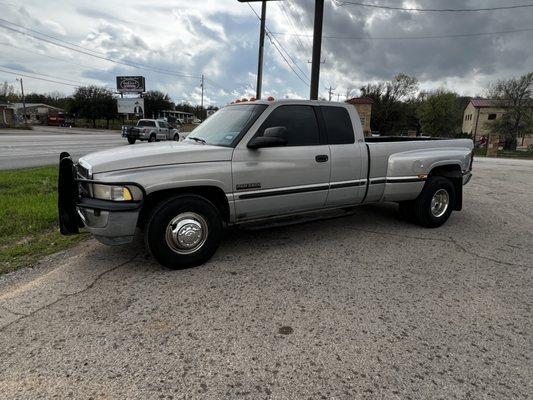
(1, 0), (531, 105)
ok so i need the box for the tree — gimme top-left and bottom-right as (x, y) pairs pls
(360, 73), (419, 134)
(68, 85), (115, 128)
(485, 72), (533, 150)
(25, 92), (70, 109)
(417, 90), (463, 137)
(0, 81), (19, 103)
(143, 90), (174, 118)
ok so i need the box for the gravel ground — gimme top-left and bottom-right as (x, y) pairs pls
(0, 157), (531, 399)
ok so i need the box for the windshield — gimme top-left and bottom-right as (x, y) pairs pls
(185, 104), (267, 147)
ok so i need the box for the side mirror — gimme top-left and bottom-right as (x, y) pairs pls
(247, 126), (288, 149)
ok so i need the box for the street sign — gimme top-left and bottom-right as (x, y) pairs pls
(117, 98), (145, 114)
(116, 76), (146, 93)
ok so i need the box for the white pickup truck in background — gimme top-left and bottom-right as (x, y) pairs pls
(121, 119), (181, 144)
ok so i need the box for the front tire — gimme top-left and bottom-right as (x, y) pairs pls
(127, 137), (136, 144)
(412, 177), (455, 228)
(173, 133), (180, 141)
(148, 134), (156, 142)
(144, 195), (223, 269)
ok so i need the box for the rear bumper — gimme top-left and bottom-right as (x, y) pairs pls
(58, 153), (144, 245)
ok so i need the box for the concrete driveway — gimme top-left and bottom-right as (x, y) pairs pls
(0, 157), (531, 399)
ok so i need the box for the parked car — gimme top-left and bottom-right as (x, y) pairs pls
(121, 119), (180, 144)
(59, 100), (474, 269)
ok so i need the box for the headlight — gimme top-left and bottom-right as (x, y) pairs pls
(92, 184), (134, 201)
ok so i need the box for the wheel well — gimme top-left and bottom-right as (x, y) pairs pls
(138, 186), (230, 229)
(428, 164), (463, 211)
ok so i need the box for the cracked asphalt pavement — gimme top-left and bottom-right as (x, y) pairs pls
(0, 157), (532, 399)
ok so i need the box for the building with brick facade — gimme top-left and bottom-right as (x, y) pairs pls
(462, 98), (533, 146)
(346, 97), (373, 136)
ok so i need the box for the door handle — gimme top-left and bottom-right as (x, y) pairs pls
(315, 154), (329, 163)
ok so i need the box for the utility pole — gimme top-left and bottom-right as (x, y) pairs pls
(310, 0), (324, 100)
(16, 78), (27, 125)
(256, 0), (267, 99)
(200, 74), (204, 109)
(326, 86), (335, 102)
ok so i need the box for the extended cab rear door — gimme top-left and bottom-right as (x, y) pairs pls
(320, 105), (367, 206)
(232, 104), (331, 221)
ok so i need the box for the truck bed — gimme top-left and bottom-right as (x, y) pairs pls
(364, 137), (473, 203)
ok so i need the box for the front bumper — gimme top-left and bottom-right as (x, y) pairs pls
(58, 153), (144, 245)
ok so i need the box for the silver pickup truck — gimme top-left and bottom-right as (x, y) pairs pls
(122, 119), (180, 144)
(58, 100), (473, 269)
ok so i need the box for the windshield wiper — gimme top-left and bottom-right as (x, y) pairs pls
(187, 136), (206, 144)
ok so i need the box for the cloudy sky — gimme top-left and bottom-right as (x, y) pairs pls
(1, 0), (532, 105)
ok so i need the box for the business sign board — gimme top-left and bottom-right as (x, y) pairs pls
(116, 76), (145, 93)
(117, 98), (145, 114)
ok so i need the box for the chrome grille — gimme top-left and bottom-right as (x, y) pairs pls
(77, 164), (90, 179)
(76, 162), (92, 198)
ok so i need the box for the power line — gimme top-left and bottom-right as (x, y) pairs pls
(0, 19), (201, 79)
(0, 65), (87, 85)
(271, 27), (533, 40)
(0, 41), (110, 73)
(0, 68), (79, 87)
(334, 1), (533, 12)
(277, 2), (309, 53)
(247, 3), (310, 86)
(267, 33), (310, 86)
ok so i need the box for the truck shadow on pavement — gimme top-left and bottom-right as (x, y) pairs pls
(119, 202), (422, 272)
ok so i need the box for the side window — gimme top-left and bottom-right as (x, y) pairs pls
(259, 105), (320, 146)
(322, 106), (355, 144)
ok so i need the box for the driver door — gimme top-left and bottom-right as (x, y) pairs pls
(232, 105), (331, 221)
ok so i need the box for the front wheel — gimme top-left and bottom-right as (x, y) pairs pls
(173, 133), (180, 141)
(148, 134), (156, 142)
(127, 137), (136, 144)
(411, 177), (455, 228)
(144, 195), (223, 269)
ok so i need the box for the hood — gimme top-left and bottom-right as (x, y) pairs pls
(79, 142), (233, 174)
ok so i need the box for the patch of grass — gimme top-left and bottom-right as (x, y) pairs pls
(473, 148), (533, 159)
(0, 166), (87, 274)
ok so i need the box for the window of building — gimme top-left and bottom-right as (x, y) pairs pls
(259, 105), (320, 146)
(488, 114), (497, 120)
(322, 106), (355, 144)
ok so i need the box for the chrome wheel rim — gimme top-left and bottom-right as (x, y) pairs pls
(430, 189), (449, 218)
(165, 212), (208, 255)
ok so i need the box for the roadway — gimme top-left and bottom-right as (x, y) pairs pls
(0, 126), (125, 170)
(0, 157), (531, 399)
